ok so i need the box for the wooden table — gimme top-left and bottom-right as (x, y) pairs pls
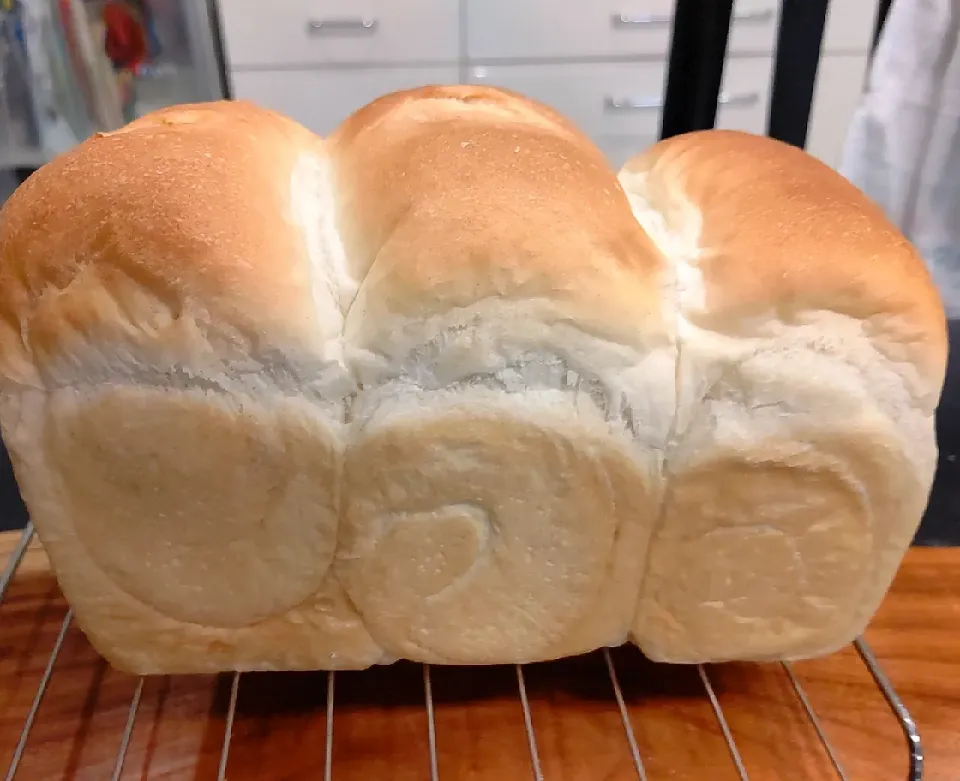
(1, 531), (957, 781)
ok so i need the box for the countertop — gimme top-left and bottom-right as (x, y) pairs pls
(0, 532), (958, 780)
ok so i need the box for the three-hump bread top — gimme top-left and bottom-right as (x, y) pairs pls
(0, 88), (947, 404)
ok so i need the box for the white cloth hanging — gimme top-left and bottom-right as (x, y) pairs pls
(840, 0), (960, 316)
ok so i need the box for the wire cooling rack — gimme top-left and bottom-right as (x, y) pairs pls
(0, 522), (924, 781)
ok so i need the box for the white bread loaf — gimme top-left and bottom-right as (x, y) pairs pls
(0, 87), (946, 674)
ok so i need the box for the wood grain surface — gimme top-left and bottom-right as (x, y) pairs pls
(0, 530), (957, 781)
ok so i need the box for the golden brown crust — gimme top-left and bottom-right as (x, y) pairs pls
(622, 130), (948, 392)
(0, 90), (949, 672)
(329, 85), (669, 349)
(0, 100), (332, 387)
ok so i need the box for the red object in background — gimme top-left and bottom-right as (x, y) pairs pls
(103, 0), (148, 71)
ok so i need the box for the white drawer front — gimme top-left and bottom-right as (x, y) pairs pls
(466, 1), (677, 61)
(470, 62), (666, 140)
(468, 63), (667, 169)
(220, 0), (459, 68)
(599, 134), (662, 170)
(713, 57), (774, 136)
(727, 0), (781, 55)
(823, 0), (878, 53)
(805, 53), (870, 169)
(231, 67), (460, 136)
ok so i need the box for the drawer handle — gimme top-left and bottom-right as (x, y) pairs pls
(718, 91), (761, 107)
(306, 18), (379, 35)
(611, 13), (672, 27)
(605, 92), (760, 112)
(611, 9), (773, 28)
(605, 96), (663, 111)
(732, 9), (776, 24)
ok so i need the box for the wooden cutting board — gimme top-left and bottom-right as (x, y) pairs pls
(1, 531), (957, 781)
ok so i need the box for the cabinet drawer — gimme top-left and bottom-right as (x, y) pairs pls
(728, 0), (875, 57)
(713, 57), (774, 136)
(727, 0), (781, 55)
(599, 134), (661, 170)
(220, 0), (459, 68)
(469, 62), (668, 167)
(231, 67), (460, 136)
(466, 0), (780, 61)
(805, 53), (870, 169)
(469, 62), (667, 148)
(466, 0), (677, 60)
(823, 0), (878, 53)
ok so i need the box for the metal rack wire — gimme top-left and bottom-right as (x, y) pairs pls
(0, 522), (924, 781)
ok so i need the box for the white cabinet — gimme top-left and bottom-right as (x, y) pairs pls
(462, 0), (680, 166)
(805, 0), (877, 168)
(707, 0), (781, 139)
(232, 67), (460, 136)
(469, 62), (667, 168)
(219, 0), (459, 67)
(466, 1), (677, 61)
(469, 63), (667, 136)
(714, 58), (775, 136)
(218, 0), (880, 171)
(805, 55), (871, 170)
(461, 0), (782, 165)
(822, 0), (879, 52)
(718, 0), (877, 167)
(221, 0), (459, 138)
(727, 0), (781, 55)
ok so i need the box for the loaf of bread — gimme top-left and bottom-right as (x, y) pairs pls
(0, 87), (946, 674)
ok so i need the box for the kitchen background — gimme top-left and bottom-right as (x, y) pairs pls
(0, 0), (955, 543)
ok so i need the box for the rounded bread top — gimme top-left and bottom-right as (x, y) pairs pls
(0, 101), (339, 388)
(327, 85), (669, 353)
(620, 130), (948, 397)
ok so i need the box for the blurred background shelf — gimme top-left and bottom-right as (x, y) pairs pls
(0, 0), (225, 171)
